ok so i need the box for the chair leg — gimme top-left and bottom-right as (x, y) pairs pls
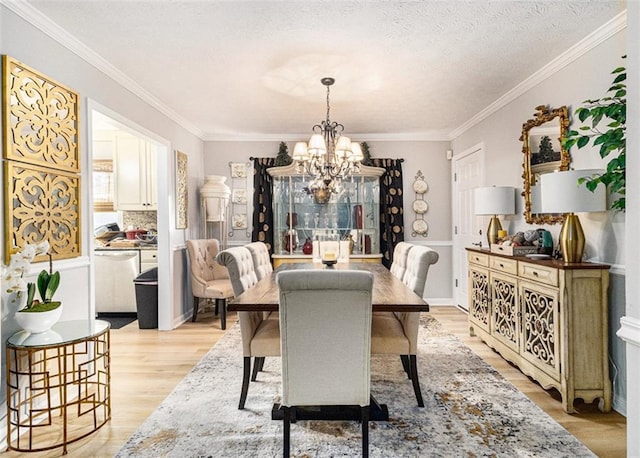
(217, 298), (227, 330)
(361, 405), (369, 458)
(400, 355), (411, 379)
(283, 406), (291, 458)
(239, 357), (251, 410)
(409, 354), (424, 407)
(192, 296), (199, 322)
(251, 357), (265, 381)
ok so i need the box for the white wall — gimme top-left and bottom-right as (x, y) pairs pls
(451, 29), (628, 414)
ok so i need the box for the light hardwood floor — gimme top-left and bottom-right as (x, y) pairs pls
(4, 306), (626, 457)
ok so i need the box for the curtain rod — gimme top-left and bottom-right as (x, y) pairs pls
(248, 156), (404, 162)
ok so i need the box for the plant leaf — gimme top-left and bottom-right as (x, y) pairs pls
(37, 270), (50, 303)
(44, 271), (60, 302)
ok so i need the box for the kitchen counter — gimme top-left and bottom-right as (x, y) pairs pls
(95, 245), (158, 251)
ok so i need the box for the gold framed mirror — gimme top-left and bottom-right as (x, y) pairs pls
(520, 105), (570, 224)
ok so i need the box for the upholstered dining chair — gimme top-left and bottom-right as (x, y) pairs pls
(185, 239), (234, 329)
(371, 244), (439, 407)
(216, 246), (280, 410)
(389, 241), (414, 280)
(277, 269), (374, 458)
(245, 241), (273, 280)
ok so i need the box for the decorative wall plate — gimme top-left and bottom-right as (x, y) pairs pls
(412, 179), (428, 194)
(413, 200), (429, 214)
(412, 219), (428, 236)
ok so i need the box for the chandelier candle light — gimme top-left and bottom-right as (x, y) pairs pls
(540, 169), (606, 263)
(474, 186), (516, 246)
(292, 78), (364, 201)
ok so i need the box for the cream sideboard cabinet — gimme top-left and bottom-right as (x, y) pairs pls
(466, 247), (611, 413)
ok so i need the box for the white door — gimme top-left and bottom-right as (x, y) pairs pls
(452, 144), (484, 310)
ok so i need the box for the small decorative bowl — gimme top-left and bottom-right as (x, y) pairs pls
(322, 259), (337, 267)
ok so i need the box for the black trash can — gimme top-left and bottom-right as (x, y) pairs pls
(133, 267), (158, 329)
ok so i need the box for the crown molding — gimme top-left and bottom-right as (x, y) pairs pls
(449, 10), (627, 140)
(2, 0), (205, 139)
(202, 131), (452, 142)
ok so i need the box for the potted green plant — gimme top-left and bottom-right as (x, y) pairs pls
(563, 57), (626, 211)
(2, 241), (63, 333)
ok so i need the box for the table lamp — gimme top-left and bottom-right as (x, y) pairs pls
(474, 186), (516, 246)
(539, 169), (606, 263)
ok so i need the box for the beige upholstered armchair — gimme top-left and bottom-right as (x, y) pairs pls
(371, 244), (439, 407)
(185, 239), (234, 329)
(216, 246), (280, 410)
(277, 269), (374, 458)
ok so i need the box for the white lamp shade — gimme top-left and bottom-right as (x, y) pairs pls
(350, 142), (364, 161)
(474, 186), (515, 215)
(530, 184), (541, 214)
(334, 136), (352, 156)
(307, 134), (326, 156)
(539, 169), (606, 213)
(292, 142), (309, 161)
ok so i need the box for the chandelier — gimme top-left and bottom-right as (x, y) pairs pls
(292, 77), (363, 201)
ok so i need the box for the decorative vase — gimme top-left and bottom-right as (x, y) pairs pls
(283, 229), (298, 253)
(302, 238), (313, 255)
(200, 176), (231, 222)
(15, 304), (63, 334)
(286, 212), (298, 228)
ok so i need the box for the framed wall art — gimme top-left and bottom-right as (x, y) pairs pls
(3, 55), (81, 262)
(175, 150), (188, 229)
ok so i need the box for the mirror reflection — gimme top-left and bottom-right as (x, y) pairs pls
(520, 105), (570, 224)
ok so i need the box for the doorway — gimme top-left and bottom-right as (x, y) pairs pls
(88, 100), (172, 330)
(452, 143), (485, 310)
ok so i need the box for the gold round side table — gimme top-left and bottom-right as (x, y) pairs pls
(6, 319), (111, 454)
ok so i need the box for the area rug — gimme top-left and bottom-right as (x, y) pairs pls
(117, 315), (595, 457)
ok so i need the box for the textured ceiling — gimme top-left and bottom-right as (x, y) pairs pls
(24, 0), (624, 140)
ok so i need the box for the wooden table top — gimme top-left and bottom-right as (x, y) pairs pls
(228, 263), (429, 313)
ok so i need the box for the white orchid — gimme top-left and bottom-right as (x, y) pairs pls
(2, 241), (52, 302)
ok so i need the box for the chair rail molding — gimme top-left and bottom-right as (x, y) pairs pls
(618, 316), (640, 349)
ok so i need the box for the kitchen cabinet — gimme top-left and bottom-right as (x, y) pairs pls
(268, 163), (384, 267)
(466, 247), (611, 413)
(114, 134), (157, 210)
(140, 249), (158, 272)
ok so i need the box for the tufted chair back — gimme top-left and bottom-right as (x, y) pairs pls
(186, 239), (229, 298)
(277, 269), (373, 456)
(389, 242), (414, 280)
(402, 245), (439, 297)
(245, 241), (273, 280)
(216, 246), (259, 297)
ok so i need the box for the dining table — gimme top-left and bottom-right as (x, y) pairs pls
(228, 262), (429, 313)
(228, 262), (429, 422)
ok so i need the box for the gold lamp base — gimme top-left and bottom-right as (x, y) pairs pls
(486, 215), (502, 246)
(559, 213), (585, 263)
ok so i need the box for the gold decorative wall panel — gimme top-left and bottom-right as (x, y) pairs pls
(5, 162), (80, 261)
(2, 55), (79, 172)
(3, 55), (81, 262)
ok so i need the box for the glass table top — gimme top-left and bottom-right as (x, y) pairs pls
(7, 319), (110, 348)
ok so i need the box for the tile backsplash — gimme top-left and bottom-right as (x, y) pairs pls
(123, 211), (157, 230)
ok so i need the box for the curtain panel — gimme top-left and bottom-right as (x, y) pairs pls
(251, 157), (276, 255)
(372, 158), (405, 269)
